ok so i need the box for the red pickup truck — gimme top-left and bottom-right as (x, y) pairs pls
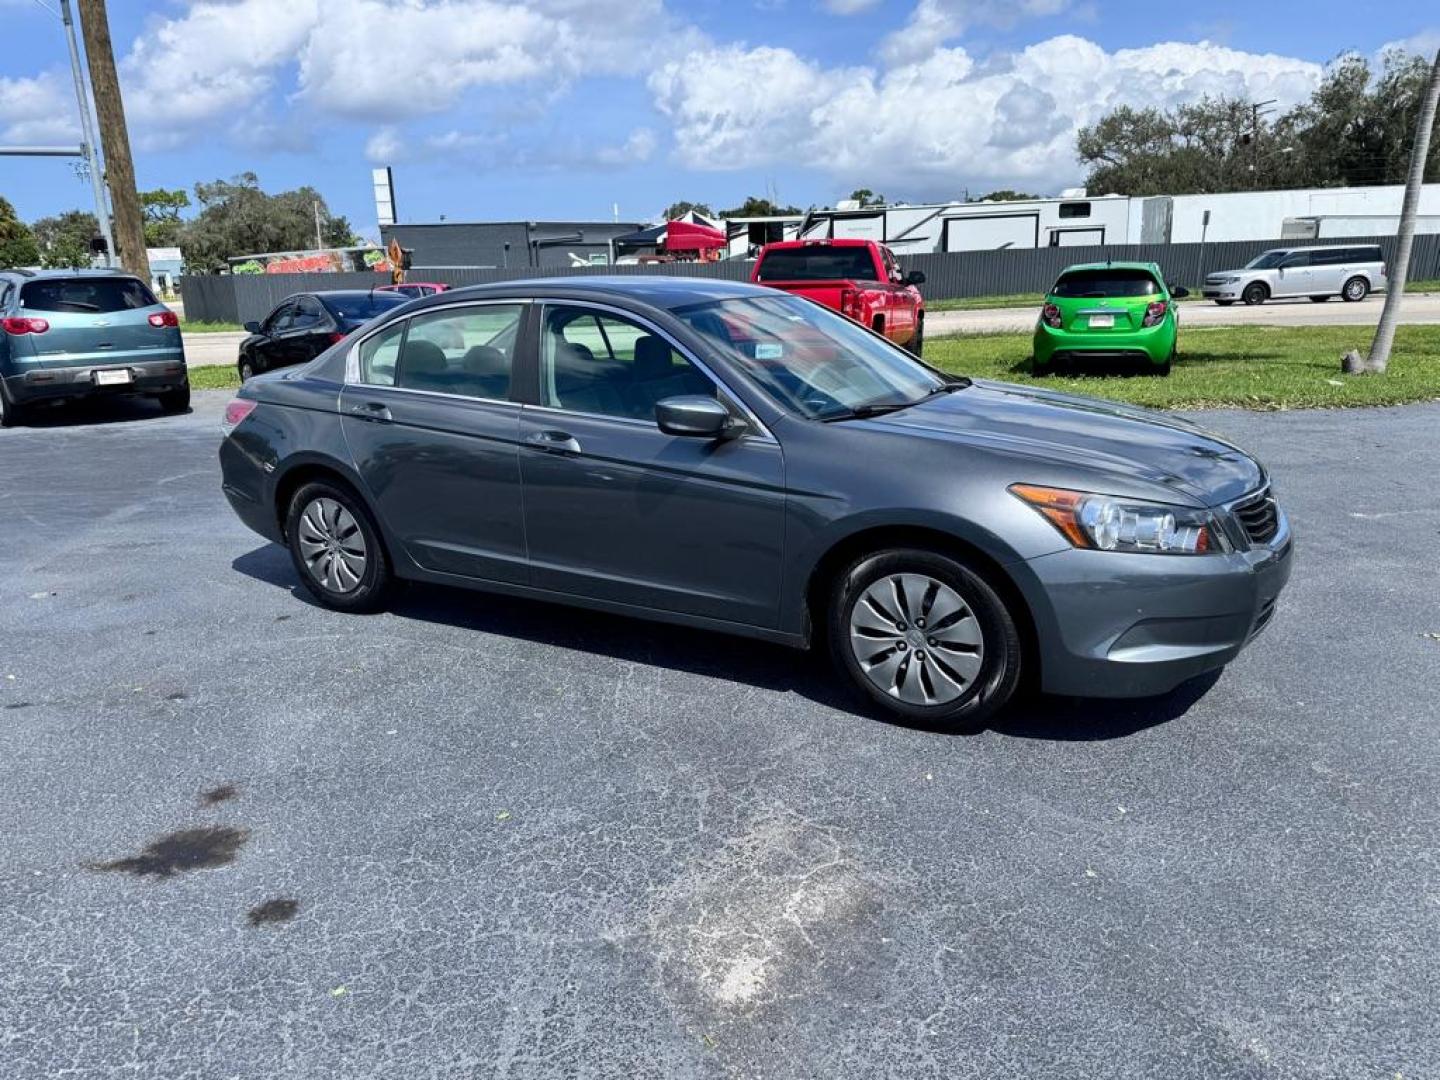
(751, 239), (926, 355)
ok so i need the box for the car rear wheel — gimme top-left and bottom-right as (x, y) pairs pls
(908, 315), (924, 358)
(828, 548), (1022, 727)
(285, 480), (392, 613)
(156, 384), (190, 414)
(0, 386), (25, 428)
(1241, 283), (1268, 306)
(1342, 276), (1369, 302)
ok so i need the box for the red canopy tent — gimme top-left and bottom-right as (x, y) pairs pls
(664, 219), (727, 256)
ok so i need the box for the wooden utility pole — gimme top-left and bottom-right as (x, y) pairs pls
(76, 0), (149, 283)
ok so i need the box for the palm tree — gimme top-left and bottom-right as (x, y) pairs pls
(1364, 47), (1440, 373)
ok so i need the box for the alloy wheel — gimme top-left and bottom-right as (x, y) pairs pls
(296, 497), (367, 594)
(847, 572), (984, 706)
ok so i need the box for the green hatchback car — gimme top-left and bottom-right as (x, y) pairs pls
(1033, 262), (1187, 376)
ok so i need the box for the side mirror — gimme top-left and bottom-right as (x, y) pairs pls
(1170, 286), (1190, 298)
(243, 320), (261, 333)
(905, 270), (926, 286)
(656, 395), (735, 439)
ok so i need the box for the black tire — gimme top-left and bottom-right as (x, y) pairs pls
(0, 385), (25, 428)
(828, 548), (1023, 728)
(156, 383), (191, 414)
(239, 357), (257, 382)
(1214, 300), (1234, 307)
(284, 479), (392, 613)
(1309, 295), (1331, 303)
(1031, 356), (1051, 377)
(907, 315), (924, 358)
(1341, 276), (1369, 302)
(1241, 282), (1268, 306)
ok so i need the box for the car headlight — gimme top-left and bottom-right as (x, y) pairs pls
(1010, 484), (1230, 555)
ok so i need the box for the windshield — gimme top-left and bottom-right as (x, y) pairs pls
(21, 277), (157, 313)
(673, 294), (945, 420)
(322, 292), (408, 323)
(755, 247), (879, 282)
(1245, 251), (1289, 269)
(1051, 269), (1160, 298)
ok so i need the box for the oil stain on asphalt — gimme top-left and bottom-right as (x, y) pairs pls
(247, 898), (300, 926)
(86, 826), (250, 880)
(200, 783), (240, 806)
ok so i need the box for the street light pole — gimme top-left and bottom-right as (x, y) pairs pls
(59, 0), (115, 264)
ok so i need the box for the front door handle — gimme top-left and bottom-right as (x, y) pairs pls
(348, 401), (392, 423)
(524, 429), (582, 455)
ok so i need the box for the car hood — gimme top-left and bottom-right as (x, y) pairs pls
(863, 379), (1263, 506)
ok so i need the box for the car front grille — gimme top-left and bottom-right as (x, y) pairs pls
(1232, 487), (1280, 546)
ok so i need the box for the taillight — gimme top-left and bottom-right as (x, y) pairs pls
(221, 398), (257, 436)
(148, 311), (179, 328)
(2, 316), (49, 335)
(1141, 300), (1168, 328)
(839, 288), (862, 321)
(1040, 303), (1062, 329)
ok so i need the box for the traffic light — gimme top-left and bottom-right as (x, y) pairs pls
(89, 235), (108, 255)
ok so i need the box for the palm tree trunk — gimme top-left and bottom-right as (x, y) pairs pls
(1367, 48), (1440, 373)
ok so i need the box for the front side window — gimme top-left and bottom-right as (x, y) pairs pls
(1246, 251), (1289, 269)
(390, 304), (524, 399)
(290, 297), (324, 330)
(264, 302), (296, 335)
(21, 277), (157, 313)
(541, 306), (715, 421)
(1051, 269), (1160, 298)
(674, 294), (943, 421)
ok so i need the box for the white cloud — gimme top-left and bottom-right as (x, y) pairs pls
(0, 71), (80, 145)
(823, 0), (881, 13)
(365, 126), (406, 163)
(651, 35), (1323, 196)
(881, 0), (1073, 65)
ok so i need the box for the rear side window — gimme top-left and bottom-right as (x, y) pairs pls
(756, 247), (878, 282)
(1052, 268), (1160, 298)
(21, 277), (157, 313)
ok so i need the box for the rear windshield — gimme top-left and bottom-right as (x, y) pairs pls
(1052, 268), (1160, 298)
(321, 293), (408, 323)
(21, 277), (158, 313)
(756, 247), (878, 282)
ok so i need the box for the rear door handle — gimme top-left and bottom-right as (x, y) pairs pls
(348, 401), (392, 423)
(524, 429), (582, 455)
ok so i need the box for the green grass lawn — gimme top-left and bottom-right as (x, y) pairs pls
(927, 293), (1046, 312)
(924, 324), (1440, 410)
(190, 366), (243, 391)
(179, 319), (244, 334)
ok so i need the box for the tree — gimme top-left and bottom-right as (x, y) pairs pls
(140, 187), (190, 247)
(849, 188), (886, 207)
(0, 197), (41, 268)
(1360, 47), (1440, 375)
(181, 173), (358, 272)
(717, 195), (803, 217)
(32, 210), (100, 269)
(970, 190), (1039, 202)
(663, 200), (714, 221)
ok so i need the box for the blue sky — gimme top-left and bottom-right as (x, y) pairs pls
(0, 0), (1435, 239)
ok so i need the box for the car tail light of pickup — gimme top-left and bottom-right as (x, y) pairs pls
(147, 311), (180, 328)
(838, 288), (864, 322)
(1141, 300), (1168, 328)
(1040, 303), (1062, 329)
(2, 316), (50, 335)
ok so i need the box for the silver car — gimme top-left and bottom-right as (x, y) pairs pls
(0, 269), (189, 427)
(1203, 243), (1386, 306)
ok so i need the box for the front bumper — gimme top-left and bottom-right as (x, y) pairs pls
(1033, 321), (1173, 365)
(4, 356), (188, 404)
(1014, 509), (1293, 698)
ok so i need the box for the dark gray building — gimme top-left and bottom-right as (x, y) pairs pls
(380, 220), (644, 270)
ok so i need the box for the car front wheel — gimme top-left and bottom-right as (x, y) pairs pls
(285, 480), (392, 613)
(828, 548), (1023, 727)
(1242, 283), (1268, 306)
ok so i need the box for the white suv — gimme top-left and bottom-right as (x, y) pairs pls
(1203, 244), (1387, 306)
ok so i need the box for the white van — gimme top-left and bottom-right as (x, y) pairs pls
(1202, 244), (1387, 306)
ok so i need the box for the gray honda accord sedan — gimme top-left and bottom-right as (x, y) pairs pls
(219, 277), (1292, 725)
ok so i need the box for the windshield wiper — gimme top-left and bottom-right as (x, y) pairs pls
(821, 379), (970, 422)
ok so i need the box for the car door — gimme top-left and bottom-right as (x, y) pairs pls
(1275, 251), (1314, 297)
(286, 295), (336, 364)
(253, 301), (296, 371)
(340, 301), (530, 584)
(879, 246), (916, 343)
(517, 301), (786, 628)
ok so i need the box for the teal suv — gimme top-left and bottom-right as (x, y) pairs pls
(0, 269), (189, 426)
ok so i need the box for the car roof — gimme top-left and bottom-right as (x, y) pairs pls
(761, 239), (877, 250)
(421, 275), (776, 312)
(1056, 261), (1162, 274)
(1263, 243), (1381, 253)
(0, 268), (142, 282)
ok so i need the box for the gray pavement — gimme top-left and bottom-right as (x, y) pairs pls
(1, 391), (1437, 1079)
(928, 291), (1440, 336)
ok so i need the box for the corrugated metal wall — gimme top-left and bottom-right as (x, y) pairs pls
(181, 233), (1440, 324)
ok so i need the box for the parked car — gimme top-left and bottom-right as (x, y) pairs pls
(0, 268), (188, 426)
(1202, 244), (1386, 306)
(219, 277), (1291, 727)
(238, 290), (409, 381)
(752, 239), (926, 355)
(380, 282), (450, 299)
(1033, 261), (1187, 376)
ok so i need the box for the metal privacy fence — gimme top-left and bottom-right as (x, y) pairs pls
(180, 233), (1440, 324)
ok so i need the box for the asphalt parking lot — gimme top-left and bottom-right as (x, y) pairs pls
(2, 391), (1437, 1079)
